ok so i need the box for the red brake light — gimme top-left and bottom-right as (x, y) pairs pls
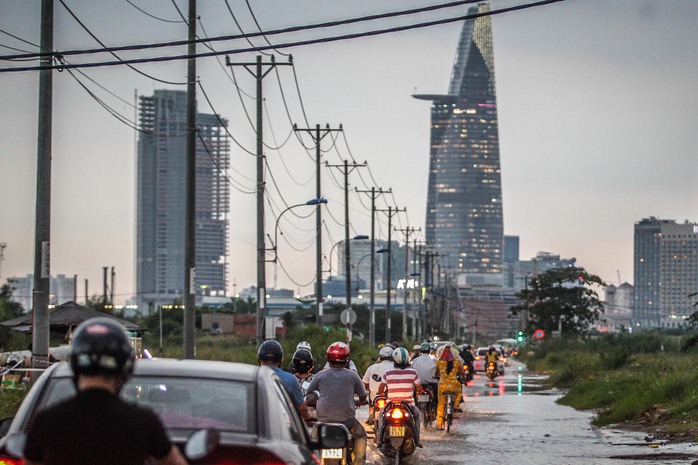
(389, 408), (404, 419)
(0, 456), (24, 465)
(375, 398), (387, 410)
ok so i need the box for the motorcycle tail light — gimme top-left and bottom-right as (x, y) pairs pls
(475, 356), (481, 360)
(375, 398), (387, 410)
(386, 408), (408, 419)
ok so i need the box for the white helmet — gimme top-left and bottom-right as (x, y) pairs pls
(392, 347), (409, 365)
(379, 346), (394, 359)
(296, 341), (311, 352)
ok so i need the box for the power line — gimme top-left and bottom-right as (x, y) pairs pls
(0, 0), (567, 72)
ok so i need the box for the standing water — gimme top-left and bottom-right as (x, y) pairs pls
(362, 360), (698, 465)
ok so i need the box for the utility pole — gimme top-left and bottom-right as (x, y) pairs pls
(0, 243), (6, 281)
(226, 55), (292, 346)
(183, 0), (197, 358)
(395, 226), (420, 341)
(32, 0), (53, 371)
(356, 187), (390, 348)
(326, 160), (366, 311)
(376, 206), (405, 342)
(294, 124), (343, 327)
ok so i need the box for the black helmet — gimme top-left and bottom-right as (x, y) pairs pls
(70, 317), (135, 384)
(258, 339), (284, 364)
(292, 349), (315, 375)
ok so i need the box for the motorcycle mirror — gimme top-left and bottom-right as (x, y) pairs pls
(318, 423), (350, 449)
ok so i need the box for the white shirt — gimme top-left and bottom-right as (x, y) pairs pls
(362, 360), (393, 400)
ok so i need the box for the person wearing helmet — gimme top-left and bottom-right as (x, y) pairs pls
(296, 340), (312, 352)
(291, 348), (316, 395)
(322, 346), (359, 374)
(412, 342), (438, 405)
(378, 347), (422, 446)
(23, 318), (187, 465)
(459, 344), (475, 383)
(258, 339), (312, 422)
(434, 344), (465, 430)
(361, 345), (394, 425)
(306, 342), (368, 465)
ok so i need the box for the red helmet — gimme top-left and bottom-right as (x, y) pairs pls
(326, 341), (350, 363)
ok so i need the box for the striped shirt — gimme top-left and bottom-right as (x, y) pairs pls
(383, 367), (421, 403)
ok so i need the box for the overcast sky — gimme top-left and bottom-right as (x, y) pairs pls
(1, 0), (696, 305)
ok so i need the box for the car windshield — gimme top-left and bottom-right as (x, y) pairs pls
(122, 376), (255, 433)
(35, 375), (255, 434)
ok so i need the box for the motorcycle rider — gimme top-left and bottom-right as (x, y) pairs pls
(378, 347), (422, 446)
(459, 344), (475, 383)
(362, 346), (394, 425)
(23, 318), (187, 465)
(291, 348), (316, 395)
(434, 343), (465, 430)
(306, 342), (368, 465)
(258, 339), (312, 422)
(485, 345), (500, 373)
(412, 342), (438, 406)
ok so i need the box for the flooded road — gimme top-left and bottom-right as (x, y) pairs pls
(362, 360), (698, 465)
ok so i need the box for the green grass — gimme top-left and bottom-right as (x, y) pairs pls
(524, 334), (698, 434)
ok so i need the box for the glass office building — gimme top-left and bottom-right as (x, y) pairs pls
(136, 90), (229, 308)
(414, 3), (503, 278)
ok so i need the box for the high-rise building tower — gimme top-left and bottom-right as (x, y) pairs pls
(633, 217), (698, 329)
(414, 3), (503, 283)
(136, 90), (230, 309)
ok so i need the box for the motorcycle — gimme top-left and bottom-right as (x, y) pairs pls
(462, 363), (474, 384)
(486, 361), (498, 381)
(415, 386), (436, 429)
(375, 399), (419, 465)
(318, 423), (353, 465)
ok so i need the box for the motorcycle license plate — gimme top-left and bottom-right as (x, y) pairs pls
(321, 448), (343, 459)
(389, 426), (405, 437)
(417, 394), (430, 403)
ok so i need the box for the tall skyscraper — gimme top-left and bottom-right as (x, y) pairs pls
(414, 3), (503, 282)
(136, 90), (230, 309)
(633, 217), (698, 329)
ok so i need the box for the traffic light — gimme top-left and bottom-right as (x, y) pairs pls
(516, 331), (525, 343)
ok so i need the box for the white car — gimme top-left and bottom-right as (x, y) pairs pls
(473, 347), (505, 374)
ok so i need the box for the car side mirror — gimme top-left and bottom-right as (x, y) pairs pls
(315, 423), (349, 449)
(3, 433), (25, 458)
(184, 429), (220, 461)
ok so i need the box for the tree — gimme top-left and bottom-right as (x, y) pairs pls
(511, 267), (606, 338)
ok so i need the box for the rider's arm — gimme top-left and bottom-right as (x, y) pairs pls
(378, 381), (387, 394)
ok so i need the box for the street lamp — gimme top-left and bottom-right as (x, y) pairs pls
(326, 235), (369, 277)
(268, 197), (327, 333)
(271, 198), (328, 263)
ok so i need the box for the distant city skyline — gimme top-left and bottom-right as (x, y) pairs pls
(1, 1), (696, 305)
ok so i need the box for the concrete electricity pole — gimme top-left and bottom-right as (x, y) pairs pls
(183, 0), (197, 358)
(294, 124), (342, 327)
(226, 55), (292, 346)
(395, 226), (420, 341)
(32, 0), (54, 371)
(376, 206), (405, 342)
(356, 187), (390, 348)
(325, 160), (366, 310)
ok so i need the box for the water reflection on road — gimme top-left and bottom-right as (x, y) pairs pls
(364, 360), (698, 465)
